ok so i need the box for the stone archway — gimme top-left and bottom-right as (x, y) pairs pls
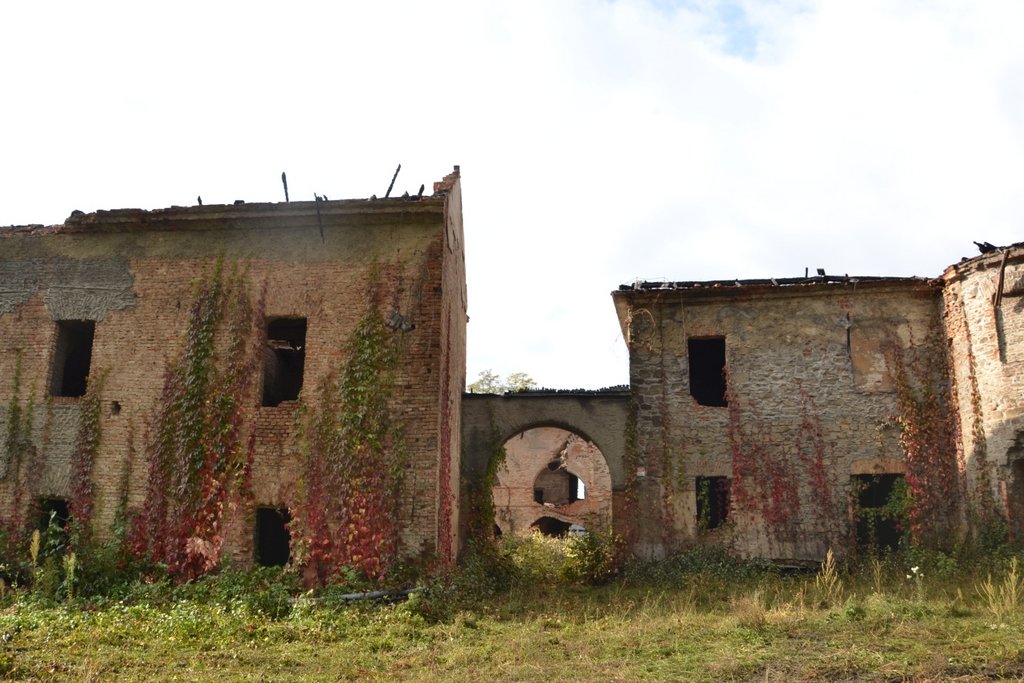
(492, 426), (613, 537)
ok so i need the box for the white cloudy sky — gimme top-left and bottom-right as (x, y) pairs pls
(3, 1), (1023, 389)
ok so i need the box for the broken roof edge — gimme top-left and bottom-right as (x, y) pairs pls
(0, 165), (463, 235)
(942, 241), (1024, 282)
(463, 386), (631, 399)
(616, 274), (937, 294)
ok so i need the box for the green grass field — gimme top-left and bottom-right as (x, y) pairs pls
(2, 539), (1023, 681)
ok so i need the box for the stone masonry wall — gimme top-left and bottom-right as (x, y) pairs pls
(615, 281), (942, 561)
(943, 246), (1024, 538)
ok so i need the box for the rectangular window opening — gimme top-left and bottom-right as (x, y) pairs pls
(696, 476), (730, 530)
(50, 321), (95, 398)
(533, 467), (580, 506)
(853, 473), (905, 553)
(255, 507), (291, 567)
(39, 497), (69, 532)
(262, 318), (306, 406)
(688, 337), (727, 407)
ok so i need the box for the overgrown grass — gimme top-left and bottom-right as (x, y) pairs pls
(2, 536), (1024, 681)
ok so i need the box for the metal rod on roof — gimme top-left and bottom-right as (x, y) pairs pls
(385, 164), (401, 198)
(282, 172), (290, 202)
(314, 193), (324, 243)
(995, 249), (1010, 308)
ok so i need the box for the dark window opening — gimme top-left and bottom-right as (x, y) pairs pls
(255, 507), (291, 567)
(262, 318), (306, 406)
(38, 498), (69, 531)
(50, 321), (95, 397)
(696, 476), (730, 530)
(533, 466), (580, 506)
(688, 337), (727, 407)
(854, 473), (905, 553)
(532, 516), (572, 537)
(493, 524), (503, 539)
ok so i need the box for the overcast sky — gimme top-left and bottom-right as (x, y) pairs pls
(3, 1), (1023, 389)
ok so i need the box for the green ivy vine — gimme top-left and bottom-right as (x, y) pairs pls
(289, 307), (406, 586)
(464, 427), (507, 544)
(67, 368), (108, 550)
(134, 260), (265, 581)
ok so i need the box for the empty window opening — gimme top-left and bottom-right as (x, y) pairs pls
(688, 337), (727, 407)
(853, 474), (906, 553)
(38, 497), (69, 531)
(695, 476), (730, 530)
(255, 507), (291, 567)
(50, 321), (95, 397)
(533, 465), (580, 506)
(532, 516), (572, 537)
(262, 318), (306, 406)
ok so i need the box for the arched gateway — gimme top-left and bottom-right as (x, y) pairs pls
(460, 390), (630, 543)
(493, 426), (613, 536)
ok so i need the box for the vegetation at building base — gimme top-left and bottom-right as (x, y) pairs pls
(0, 538), (1023, 681)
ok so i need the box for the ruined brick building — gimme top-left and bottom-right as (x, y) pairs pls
(609, 244), (1024, 561)
(463, 244), (1024, 565)
(1, 166), (1022, 571)
(0, 167), (465, 578)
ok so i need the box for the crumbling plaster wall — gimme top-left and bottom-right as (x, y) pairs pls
(0, 188), (465, 567)
(615, 282), (941, 561)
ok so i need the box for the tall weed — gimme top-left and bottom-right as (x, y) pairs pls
(813, 549), (843, 608)
(975, 557), (1023, 622)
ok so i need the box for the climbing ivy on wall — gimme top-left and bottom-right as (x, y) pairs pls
(67, 369), (108, 550)
(134, 261), (265, 581)
(464, 428), (507, 544)
(884, 327), (961, 549)
(795, 392), (842, 547)
(288, 308), (406, 586)
(728, 393), (802, 548)
(1, 353), (37, 547)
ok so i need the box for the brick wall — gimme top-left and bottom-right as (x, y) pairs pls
(492, 426), (613, 535)
(0, 174), (466, 569)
